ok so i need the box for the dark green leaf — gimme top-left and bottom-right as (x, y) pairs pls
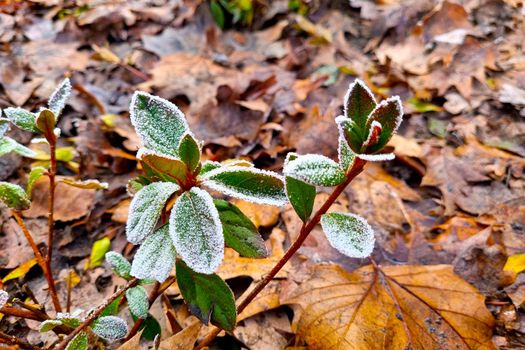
(99, 296), (123, 317)
(365, 97), (403, 153)
(344, 79), (377, 132)
(0, 182), (31, 210)
(178, 133), (200, 171)
(199, 161), (221, 176)
(131, 313), (161, 341)
(210, 0), (225, 28)
(176, 260), (237, 331)
(285, 176), (316, 222)
(320, 212), (375, 258)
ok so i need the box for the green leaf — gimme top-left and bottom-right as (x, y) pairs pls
(176, 260), (237, 331)
(283, 154), (346, 187)
(130, 91), (189, 157)
(56, 147), (75, 162)
(285, 176), (316, 222)
(39, 320), (63, 332)
(320, 212), (375, 258)
(126, 286), (149, 319)
(210, 0), (225, 28)
(0, 137), (36, 158)
(214, 199), (268, 258)
(3, 107), (38, 133)
(337, 133), (355, 171)
(27, 166), (47, 196)
(99, 296), (123, 317)
(126, 181), (179, 244)
(0, 119), (9, 138)
(131, 313), (161, 341)
(36, 109), (56, 142)
(178, 132), (200, 171)
(0, 182), (31, 210)
(202, 166), (287, 206)
(105, 251), (131, 279)
(170, 187), (224, 274)
(56, 313), (81, 328)
(65, 332), (87, 350)
(130, 225), (176, 283)
(139, 150), (188, 184)
(92, 316), (128, 340)
(335, 116), (363, 153)
(365, 96), (403, 153)
(199, 161), (221, 176)
(48, 78), (72, 117)
(85, 237), (111, 269)
(344, 79), (377, 132)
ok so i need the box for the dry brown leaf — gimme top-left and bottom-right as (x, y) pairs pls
(238, 280), (282, 322)
(159, 318), (202, 350)
(285, 264), (496, 350)
(232, 199), (281, 228)
(115, 330), (142, 350)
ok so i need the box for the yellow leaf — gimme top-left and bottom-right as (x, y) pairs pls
(85, 237), (111, 270)
(504, 254), (525, 275)
(2, 258), (38, 283)
(60, 178), (108, 190)
(284, 264), (496, 350)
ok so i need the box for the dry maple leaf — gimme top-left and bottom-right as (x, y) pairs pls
(285, 263), (496, 350)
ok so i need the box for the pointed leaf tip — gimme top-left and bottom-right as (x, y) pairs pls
(48, 78), (72, 117)
(283, 154), (346, 187)
(344, 78), (377, 130)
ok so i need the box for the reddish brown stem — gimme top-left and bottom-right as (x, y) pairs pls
(0, 330), (40, 350)
(195, 158), (367, 349)
(55, 278), (139, 350)
(0, 306), (42, 321)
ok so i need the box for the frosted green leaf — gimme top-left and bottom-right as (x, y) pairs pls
(48, 78), (72, 117)
(0, 182), (31, 210)
(138, 148), (188, 184)
(0, 137), (36, 158)
(56, 312), (81, 328)
(130, 91), (189, 157)
(27, 167), (46, 196)
(202, 166), (287, 206)
(284, 152), (299, 167)
(356, 153), (395, 162)
(0, 290), (8, 309)
(126, 182), (179, 244)
(105, 251), (131, 279)
(39, 319), (63, 332)
(66, 332), (87, 350)
(170, 187), (224, 274)
(335, 115), (362, 153)
(320, 212), (375, 258)
(337, 132), (355, 171)
(177, 132), (201, 171)
(92, 315), (128, 340)
(365, 96), (403, 153)
(130, 225), (176, 282)
(3, 107), (38, 133)
(283, 154), (346, 187)
(344, 78), (377, 130)
(126, 285), (149, 319)
(199, 160), (221, 175)
(285, 176), (316, 222)
(0, 118), (8, 138)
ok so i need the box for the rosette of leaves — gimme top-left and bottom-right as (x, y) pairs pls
(283, 79), (403, 258)
(125, 91), (286, 330)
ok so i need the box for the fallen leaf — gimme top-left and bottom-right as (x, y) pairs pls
(285, 263), (496, 350)
(2, 258), (38, 283)
(115, 330), (143, 350)
(159, 318), (202, 350)
(504, 254), (525, 276)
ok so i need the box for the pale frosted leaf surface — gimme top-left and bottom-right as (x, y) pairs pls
(3, 107), (38, 133)
(344, 78), (377, 128)
(105, 252), (131, 279)
(56, 311), (82, 328)
(126, 182), (179, 244)
(39, 320), (63, 332)
(337, 134), (355, 171)
(126, 286), (149, 319)
(92, 316), (128, 340)
(48, 78), (72, 117)
(283, 154), (346, 187)
(0, 290), (8, 309)
(202, 166), (287, 206)
(170, 187), (224, 274)
(0, 137), (18, 157)
(0, 118), (8, 138)
(321, 212), (375, 258)
(365, 96), (404, 153)
(0, 182), (31, 211)
(66, 332), (87, 350)
(199, 160), (221, 175)
(357, 153), (395, 161)
(130, 91), (189, 157)
(130, 225), (176, 282)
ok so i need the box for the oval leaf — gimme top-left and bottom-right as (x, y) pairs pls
(283, 154), (346, 187)
(105, 251), (131, 279)
(92, 316), (128, 341)
(337, 133), (355, 171)
(126, 182), (179, 244)
(66, 331), (87, 350)
(85, 237), (111, 270)
(130, 91), (189, 157)
(27, 166), (47, 196)
(365, 96), (403, 153)
(344, 78), (377, 130)
(126, 285), (149, 319)
(285, 176), (316, 222)
(0, 137), (36, 158)
(139, 149), (188, 184)
(214, 199), (268, 258)
(320, 212), (375, 258)
(178, 132), (201, 171)
(36, 109), (56, 142)
(48, 78), (72, 117)
(130, 225), (176, 282)
(176, 260), (237, 331)
(39, 319), (63, 333)
(170, 187), (224, 274)
(3, 107), (38, 132)
(202, 166), (287, 206)
(0, 182), (31, 210)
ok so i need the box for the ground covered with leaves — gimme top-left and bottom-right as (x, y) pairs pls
(0, 0), (524, 349)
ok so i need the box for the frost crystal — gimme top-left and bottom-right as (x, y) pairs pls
(0, 118), (9, 138)
(283, 154), (346, 187)
(170, 187), (224, 274)
(344, 78), (377, 126)
(105, 252), (131, 278)
(48, 78), (72, 117)
(126, 286), (149, 319)
(0, 290), (8, 309)
(130, 91), (189, 157)
(337, 133), (355, 171)
(3, 107), (38, 132)
(202, 166), (287, 206)
(356, 153), (395, 161)
(130, 225), (176, 282)
(126, 181), (179, 244)
(320, 212), (375, 258)
(92, 315), (128, 340)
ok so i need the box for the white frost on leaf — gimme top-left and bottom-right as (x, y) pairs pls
(362, 120), (382, 148)
(356, 153), (395, 161)
(343, 78), (376, 119)
(126, 182), (179, 244)
(283, 154), (347, 187)
(39, 319), (63, 332)
(0, 137), (36, 158)
(0, 290), (8, 309)
(126, 286), (149, 319)
(130, 225), (176, 282)
(48, 78), (72, 117)
(170, 187), (224, 274)
(130, 91), (189, 157)
(320, 212), (375, 258)
(337, 134), (355, 171)
(92, 315), (128, 341)
(202, 166), (287, 206)
(367, 96), (404, 135)
(3, 107), (38, 132)
(105, 252), (131, 278)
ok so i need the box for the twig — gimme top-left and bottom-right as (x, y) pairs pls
(195, 158), (367, 349)
(12, 211), (62, 313)
(54, 278), (139, 350)
(0, 330), (40, 350)
(0, 306), (43, 321)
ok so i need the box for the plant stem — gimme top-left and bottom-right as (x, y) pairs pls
(0, 330), (40, 350)
(195, 158), (367, 349)
(12, 211), (62, 313)
(55, 278), (139, 350)
(0, 306), (43, 321)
